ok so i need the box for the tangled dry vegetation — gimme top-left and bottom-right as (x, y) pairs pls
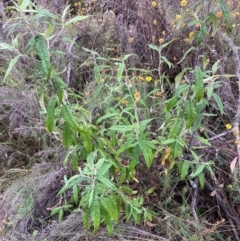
(1, 0), (240, 240)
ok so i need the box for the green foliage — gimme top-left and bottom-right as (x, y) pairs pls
(45, 97), (57, 132)
(1, 0), (238, 239)
(35, 35), (51, 78)
(218, 0), (232, 33)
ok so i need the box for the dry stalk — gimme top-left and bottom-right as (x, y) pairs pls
(220, 32), (240, 177)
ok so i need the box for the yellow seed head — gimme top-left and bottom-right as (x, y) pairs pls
(134, 91), (141, 102)
(176, 14), (182, 20)
(122, 100), (128, 105)
(128, 37), (134, 43)
(225, 124), (232, 130)
(159, 38), (164, 44)
(181, 0), (187, 7)
(216, 11), (222, 18)
(155, 91), (163, 97)
(189, 32), (194, 38)
(145, 76), (152, 82)
(151, 1), (157, 7)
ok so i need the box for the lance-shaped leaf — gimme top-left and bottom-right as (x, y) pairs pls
(45, 97), (57, 132)
(61, 104), (82, 131)
(184, 101), (197, 128)
(194, 66), (204, 102)
(62, 121), (73, 149)
(35, 35), (51, 77)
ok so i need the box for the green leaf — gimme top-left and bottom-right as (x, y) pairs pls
(89, 189), (94, 208)
(165, 95), (179, 111)
(208, 13), (219, 36)
(50, 207), (62, 216)
(175, 68), (188, 89)
(61, 104), (82, 131)
(96, 160), (112, 177)
(160, 39), (175, 49)
(82, 207), (91, 229)
(162, 139), (176, 144)
(212, 61), (219, 74)
(207, 85), (213, 99)
(116, 140), (136, 156)
(125, 203), (132, 221)
(197, 24), (207, 45)
(44, 25), (54, 38)
(80, 130), (93, 154)
(138, 139), (154, 168)
(12, 34), (19, 48)
(190, 164), (205, 179)
(180, 162), (190, 180)
(39, 91), (47, 114)
(17, 0), (33, 10)
(148, 44), (159, 51)
(117, 62), (125, 82)
(62, 5), (71, 20)
(97, 176), (119, 193)
(129, 144), (140, 171)
(198, 171), (205, 188)
(175, 84), (189, 96)
(192, 113), (203, 132)
(97, 112), (119, 124)
(205, 163), (214, 176)
(30, 9), (57, 19)
(194, 66), (204, 102)
(218, 0), (231, 33)
(190, 150), (202, 162)
(91, 199), (101, 231)
(58, 209), (64, 222)
(168, 119), (183, 139)
(65, 15), (89, 26)
(212, 93), (224, 115)
(199, 55), (209, 70)
(100, 195), (119, 222)
(106, 223), (114, 235)
(177, 47), (196, 65)
(35, 35), (51, 78)
(109, 124), (137, 132)
(109, 194), (119, 221)
(62, 121), (73, 149)
(161, 56), (173, 68)
(54, 80), (64, 103)
(52, 77), (64, 103)
(45, 97), (57, 132)
(93, 65), (100, 82)
(118, 168), (127, 184)
(0, 43), (15, 51)
(3, 55), (20, 83)
(196, 136), (212, 146)
(123, 54), (133, 61)
(171, 141), (183, 159)
(63, 151), (71, 166)
(72, 151), (79, 170)
(184, 101), (197, 128)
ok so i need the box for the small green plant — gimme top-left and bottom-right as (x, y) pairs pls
(1, 0), (240, 239)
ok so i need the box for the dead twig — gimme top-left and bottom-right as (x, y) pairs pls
(66, 35), (81, 86)
(190, 178), (203, 241)
(220, 32), (240, 177)
(205, 180), (240, 241)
